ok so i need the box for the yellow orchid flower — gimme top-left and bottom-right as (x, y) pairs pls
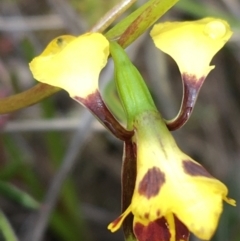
(108, 111), (235, 241)
(29, 33), (134, 140)
(29, 32), (109, 98)
(150, 18), (232, 81)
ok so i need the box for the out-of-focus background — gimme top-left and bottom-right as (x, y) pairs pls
(0, 0), (240, 241)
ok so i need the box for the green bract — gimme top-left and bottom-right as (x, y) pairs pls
(110, 42), (156, 127)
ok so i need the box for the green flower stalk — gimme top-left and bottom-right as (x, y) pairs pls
(109, 42), (235, 241)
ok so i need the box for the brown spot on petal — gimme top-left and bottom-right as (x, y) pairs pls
(183, 160), (213, 178)
(138, 167), (165, 199)
(134, 217), (170, 241)
(156, 209), (161, 217)
(144, 213), (149, 219)
(56, 37), (64, 46)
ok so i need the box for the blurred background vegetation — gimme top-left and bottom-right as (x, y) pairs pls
(0, 0), (240, 241)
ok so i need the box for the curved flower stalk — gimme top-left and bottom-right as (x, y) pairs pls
(150, 18), (233, 130)
(108, 110), (236, 241)
(29, 33), (133, 140)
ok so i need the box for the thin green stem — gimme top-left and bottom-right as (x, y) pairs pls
(0, 84), (60, 114)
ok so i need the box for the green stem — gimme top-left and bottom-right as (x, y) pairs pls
(0, 210), (18, 241)
(0, 84), (60, 114)
(106, 0), (179, 47)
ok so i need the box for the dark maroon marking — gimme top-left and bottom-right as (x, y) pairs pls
(134, 217), (170, 241)
(132, 142), (137, 159)
(183, 160), (213, 178)
(174, 215), (190, 241)
(122, 141), (137, 238)
(156, 210), (161, 217)
(144, 213), (149, 219)
(74, 90), (133, 141)
(138, 167), (165, 199)
(166, 73), (205, 131)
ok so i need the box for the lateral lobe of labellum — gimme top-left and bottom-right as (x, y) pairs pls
(134, 216), (189, 241)
(74, 90), (133, 141)
(134, 218), (170, 241)
(166, 74), (205, 131)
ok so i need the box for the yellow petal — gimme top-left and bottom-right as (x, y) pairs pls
(38, 35), (76, 56)
(29, 33), (109, 97)
(132, 149), (234, 240)
(150, 18), (232, 79)
(130, 111), (235, 240)
(108, 205), (131, 232)
(162, 155), (234, 240)
(165, 213), (176, 241)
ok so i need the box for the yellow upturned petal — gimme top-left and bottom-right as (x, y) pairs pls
(29, 33), (109, 97)
(108, 205), (131, 232)
(150, 18), (232, 79)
